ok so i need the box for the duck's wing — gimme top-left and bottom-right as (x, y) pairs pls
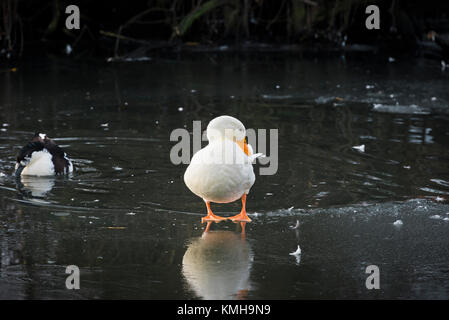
(44, 139), (72, 174)
(17, 141), (45, 164)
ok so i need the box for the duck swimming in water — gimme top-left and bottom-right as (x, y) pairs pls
(184, 116), (263, 228)
(15, 133), (73, 176)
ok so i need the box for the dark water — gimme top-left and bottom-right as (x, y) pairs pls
(1, 54), (449, 299)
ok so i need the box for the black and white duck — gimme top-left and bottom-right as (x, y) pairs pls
(15, 133), (73, 176)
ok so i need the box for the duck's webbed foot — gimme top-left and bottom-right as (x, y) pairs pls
(201, 201), (226, 223)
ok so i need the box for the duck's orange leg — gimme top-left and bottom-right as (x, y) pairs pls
(203, 221), (213, 233)
(201, 201), (226, 223)
(230, 194), (252, 223)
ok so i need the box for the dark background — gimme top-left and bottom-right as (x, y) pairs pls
(1, 0), (449, 61)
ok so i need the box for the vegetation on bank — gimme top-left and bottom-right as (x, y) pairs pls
(0, 0), (448, 60)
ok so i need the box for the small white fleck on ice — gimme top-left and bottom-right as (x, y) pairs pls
(65, 44), (72, 55)
(352, 144), (365, 152)
(290, 220), (300, 229)
(290, 245), (301, 256)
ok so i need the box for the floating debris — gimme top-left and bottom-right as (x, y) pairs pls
(352, 144), (365, 153)
(388, 57), (395, 62)
(430, 215), (441, 220)
(107, 56), (151, 62)
(51, 212), (70, 217)
(393, 219), (403, 226)
(100, 123), (109, 127)
(261, 94), (293, 100)
(435, 196), (445, 202)
(372, 104), (431, 115)
(314, 96), (334, 104)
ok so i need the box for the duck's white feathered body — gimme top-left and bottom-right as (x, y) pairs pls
(184, 138), (256, 203)
(19, 149), (55, 176)
(184, 115), (262, 225)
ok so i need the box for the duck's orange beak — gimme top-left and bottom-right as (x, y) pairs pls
(237, 137), (250, 156)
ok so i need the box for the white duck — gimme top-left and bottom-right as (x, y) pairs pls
(184, 116), (263, 225)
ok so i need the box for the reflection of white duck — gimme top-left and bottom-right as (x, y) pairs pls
(184, 116), (263, 225)
(182, 231), (253, 300)
(18, 176), (55, 197)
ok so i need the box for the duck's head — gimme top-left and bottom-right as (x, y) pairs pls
(207, 115), (250, 155)
(32, 132), (48, 143)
